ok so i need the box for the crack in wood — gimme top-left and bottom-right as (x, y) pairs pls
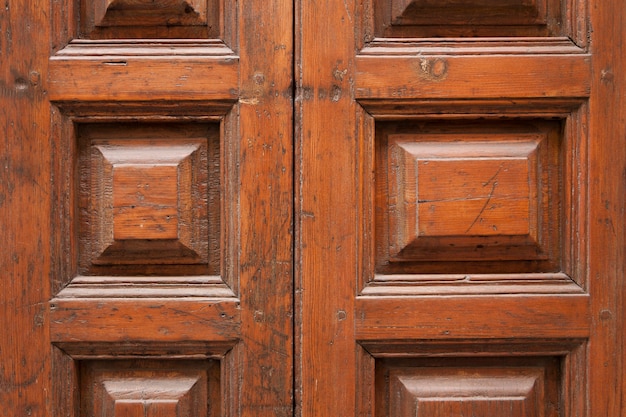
(465, 167), (501, 234)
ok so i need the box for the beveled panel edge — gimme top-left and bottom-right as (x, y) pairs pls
(53, 102), (234, 120)
(362, 272), (583, 296)
(53, 39), (236, 56)
(77, 123), (220, 275)
(357, 98), (583, 119)
(359, 0), (589, 48)
(359, 37), (585, 55)
(357, 103), (588, 289)
(390, 0), (550, 25)
(358, 337), (585, 358)
(357, 339), (587, 417)
(53, 341), (235, 359)
(387, 136), (545, 261)
(55, 275), (236, 298)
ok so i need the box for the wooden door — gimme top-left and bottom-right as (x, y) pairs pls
(296, 0), (625, 416)
(1, 0), (292, 416)
(2, 0), (625, 415)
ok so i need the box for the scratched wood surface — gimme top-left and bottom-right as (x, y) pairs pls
(1, 0), (624, 415)
(2, 0), (293, 416)
(297, 0), (624, 416)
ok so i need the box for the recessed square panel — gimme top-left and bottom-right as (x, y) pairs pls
(80, 0), (220, 38)
(372, 0), (565, 37)
(389, 140), (539, 259)
(78, 123), (220, 276)
(376, 357), (561, 417)
(375, 120), (561, 274)
(80, 360), (220, 417)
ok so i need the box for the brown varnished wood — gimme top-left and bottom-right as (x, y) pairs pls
(376, 357), (561, 417)
(356, 52), (591, 100)
(76, 123), (219, 275)
(227, 1), (293, 415)
(84, 0), (219, 39)
(5, 0), (291, 415)
(588, 0), (626, 415)
(0, 0), (52, 413)
(377, 120), (561, 272)
(82, 0), (219, 39)
(80, 360), (220, 417)
(1, 0), (624, 415)
(356, 294), (589, 340)
(298, 1), (623, 417)
(296, 0), (359, 415)
(370, 0), (581, 38)
(50, 297), (240, 345)
(49, 41), (238, 104)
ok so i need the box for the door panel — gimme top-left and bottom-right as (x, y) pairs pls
(46, 0), (294, 414)
(1, 0), (292, 415)
(1, 0), (624, 415)
(297, 1), (624, 417)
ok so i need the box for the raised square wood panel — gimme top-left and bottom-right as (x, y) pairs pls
(2, 0), (624, 414)
(80, 0), (221, 38)
(77, 123), (219, 275)
(293, 0), (625, 415)
(5, 0), (295, 413)
(357, 44), (589, 286)
(372, 0), (568, 37)
(377, 120), (561, 273)
(80, 360), (220, 417)
(375, 357), (561, 417)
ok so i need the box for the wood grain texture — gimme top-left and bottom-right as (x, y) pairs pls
(356, 54), (591, 100)
(77, 124), (216, 271)
(80, 360), (220, 417)
(228, 0), (294, 416)
(49, 41), (238, 103)
(299, 1), (617, 416)
(356, 294), (590, 340)
(1, 0), (624, 415)
(377, 357), (560, 417)
(50, 297), (240, 344)
(296, 0), (359, 415)
(0, 0), (52, 414)
(369, 0), (580, 38)
(81, 0), (219, 38)
(391, 0), (550, 25)
(377, 120), (561, 272)
(588, 0), (626, 415)
(44, 1), (292, 416)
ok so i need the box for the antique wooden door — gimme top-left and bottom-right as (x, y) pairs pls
(296, 0), (625, 416)
(1, 0), (624, 416)
(1, 0), (293, 416)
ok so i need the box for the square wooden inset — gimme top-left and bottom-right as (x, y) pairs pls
(373, 0), (565, 37)
(376, 357), (561, 417)
(80, 0), (220, 38)
(78, 123), (220, 275)
(375, 120), (561, 274)
(80, 360), (221, 417)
